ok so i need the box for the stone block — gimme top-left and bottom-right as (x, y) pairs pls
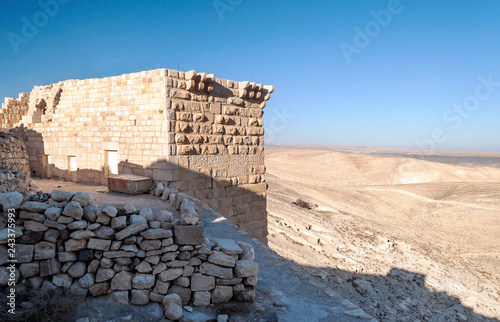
(62, 201), (83, 220)
(96, 267), (115, 282)
(79, 273), (95, 288)
(132, 273), (155, 289)
(140, 229), (173, 239)
(87, 238), (111, 251)
(111, 216), (127, 230)
(51, 190), (74, 202)
(83, 204), (98, 222)
(39, 258), (61, 277)
(19, 211), (45, 222)
(191, 273), (215, 292)
(173, 224), (204, 245)
(67, 261), (87, 278)
(34, 241), (56, 260)
(20, 201), (50, 213)
(72, 192), (93, 207)
(17, 244), (34, 262)
(111, 271), (133, 290)
(19, 262), (39, 278)
(64, 239), (87, 252)
(167, 285), (192, 306)
(53, 274), (72, 288)
(131, 289), (150, 305)
(211, 285), (233, 304)
(89, 282), (109, 296)
(158, 268), (183, 282)
(115, 215), (148, 240)
(208, 251), (236, 267)
(199, 263), (233, 279)
(212, 238), (242, 255)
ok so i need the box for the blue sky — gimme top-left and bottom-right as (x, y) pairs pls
(1, 0), (500, 152)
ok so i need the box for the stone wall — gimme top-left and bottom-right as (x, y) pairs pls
(0, 190), (258, 320)
(0, 93), (29, 129)
(0, 132), (38, 196)
(0, 68), (272, 241)
(0, 169), (38, 196)
(0, 132), (30, 171)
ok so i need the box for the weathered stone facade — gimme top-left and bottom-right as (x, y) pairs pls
(0, 68), (273, 241)
(0, 93), (29, 128)
(0, 132), (30, 171)
(0, 132), (39, 195)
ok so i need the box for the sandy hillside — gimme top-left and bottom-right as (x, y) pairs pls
(265, 149), (500, 321)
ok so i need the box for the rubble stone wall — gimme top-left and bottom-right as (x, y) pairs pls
(0, 169), (37, 196)
(0, 68), (272, 241)
(0, 133), (38, 196)
(0, 190), (258, 319)
(0, 132), (30, 171)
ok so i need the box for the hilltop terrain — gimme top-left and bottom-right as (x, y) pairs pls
(265, 148), (500, 320)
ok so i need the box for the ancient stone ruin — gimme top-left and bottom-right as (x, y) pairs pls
(0, 189), (258, 320)
(0, 132), (39, 196)
(0, 68), (273, 241)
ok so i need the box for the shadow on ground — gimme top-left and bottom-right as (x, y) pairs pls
(5, 124), (498, 321)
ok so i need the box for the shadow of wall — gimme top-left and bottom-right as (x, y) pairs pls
(201, 209), (499, 321)
(117, 159), (267, 244)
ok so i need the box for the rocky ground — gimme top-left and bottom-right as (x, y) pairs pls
(31, 179), (375, 321)
(265, 149), (500, 321)
(29, 145), (500, 322)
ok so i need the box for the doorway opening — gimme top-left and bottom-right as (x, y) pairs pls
(105, 150), (118, 178)
(67, 156), (77, 181)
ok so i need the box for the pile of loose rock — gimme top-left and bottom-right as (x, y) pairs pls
(0, 189), (258, 321)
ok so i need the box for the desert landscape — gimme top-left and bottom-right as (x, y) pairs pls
(265, 146), (500, 321)
(3, 1), (500, 321)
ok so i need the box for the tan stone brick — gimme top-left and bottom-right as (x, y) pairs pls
(194, 189), (213, 200)
(218, 197), (232, 208)
(177, 112), (193, 122)
(172, 169), (196, 181)
(169, 180), (187, 191)
(153, 169), (173, 182)
(177, 145), (198, 155)
(210, 102), (221, 114)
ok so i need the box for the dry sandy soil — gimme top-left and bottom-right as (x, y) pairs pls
(265, 148), (500, 321)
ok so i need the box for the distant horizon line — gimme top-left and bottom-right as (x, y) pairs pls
(264, 143), (500, 155)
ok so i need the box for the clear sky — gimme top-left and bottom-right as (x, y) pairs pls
(1, 0), (500, 152)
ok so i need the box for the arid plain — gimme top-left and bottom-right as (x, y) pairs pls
(265, 147), (500, 321)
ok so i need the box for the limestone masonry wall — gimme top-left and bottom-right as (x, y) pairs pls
(0, 68), (273, 241)
(0, 93), (29, 129)
(0, 190), (258, 320)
